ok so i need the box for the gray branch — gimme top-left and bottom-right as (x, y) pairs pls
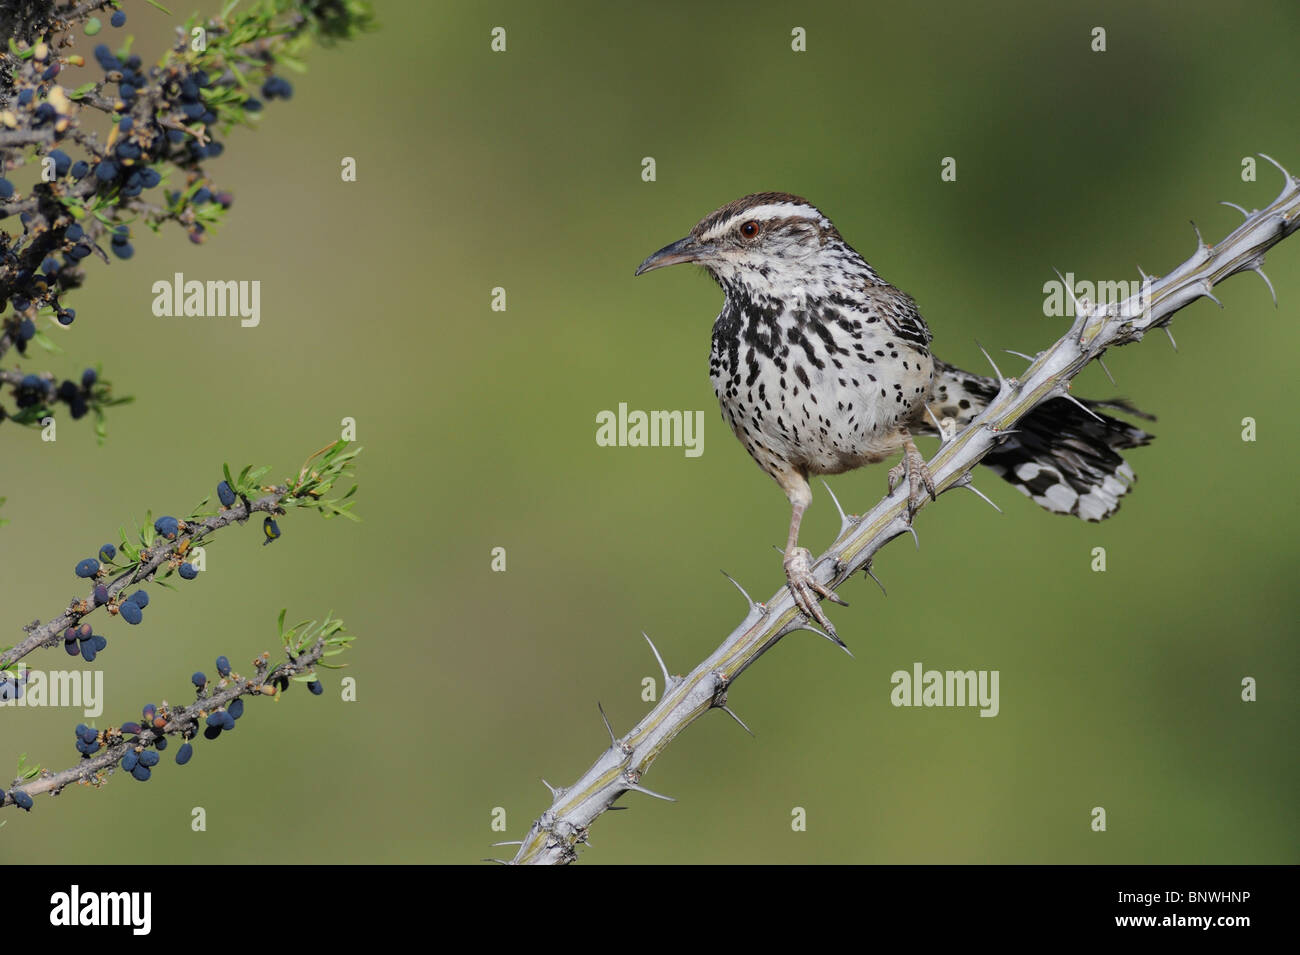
(506, 158), (1300, 865)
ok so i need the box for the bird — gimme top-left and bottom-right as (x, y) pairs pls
(634, 192), (1153, 637)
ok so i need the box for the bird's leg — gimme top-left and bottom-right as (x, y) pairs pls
(779, 475), (848, 638)
(887, 431), (937, 520)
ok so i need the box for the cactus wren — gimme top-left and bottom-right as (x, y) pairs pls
(635, 192), (1153, 637)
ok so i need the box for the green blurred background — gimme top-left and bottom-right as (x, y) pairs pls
(3, 0), (1297, 863)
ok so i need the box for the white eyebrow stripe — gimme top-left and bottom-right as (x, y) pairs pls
(700, 203), (829, 240)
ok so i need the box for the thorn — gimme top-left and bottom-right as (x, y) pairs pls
(1163, 326), (1178, 352)
(904, 523), (920, 550)
(1251, 266), (1278, 307)
(1004, 348), (1036, 363)
(922, 403), (949, 442)
(607, 805), (629, 811)
(797, 622), (854, 657)
(956, 473), (1002, 513)
(641, 631), (673, 686)
(542, 779), (562, 799)
(1096, 356), (1116, 386)
(718, 572), (759, 614)
(716, 703), (755, 737)
(1258, 152), (1292, 182)
(484, 858), (511, 865)
(1053, 267), (1086, 318)
(597, 702), (618, 748)
(1190, 220), (1207, 250)
(1136, 264), (1152, 284)
(623, 778), (676, 802)
(490, 840), (524, 847)
(862, 562), (887, 597)
(821, 479), (854, 529)
(772, 544), (786, 557)
(975, 340), (1005, 383)
(1201, 281), (1223, 308)
(1057, 391), (1106, 423)
(1220, 200), (1250, 219)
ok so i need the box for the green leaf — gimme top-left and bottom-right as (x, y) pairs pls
(277, 608), (286, 638)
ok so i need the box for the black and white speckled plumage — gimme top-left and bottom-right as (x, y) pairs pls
(668, 192), (1151, 520)
(636, 192), (1153, 633)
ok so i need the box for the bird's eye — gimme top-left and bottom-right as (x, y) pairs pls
(739, 220), (759, 238)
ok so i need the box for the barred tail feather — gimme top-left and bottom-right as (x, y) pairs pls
(926, 360), (1155, 521)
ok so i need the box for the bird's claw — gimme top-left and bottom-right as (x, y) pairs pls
(783, 546), (847, 636)
(887, 441), (936, 520)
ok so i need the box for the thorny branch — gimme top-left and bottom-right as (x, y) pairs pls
(506, 158), (1300, 864)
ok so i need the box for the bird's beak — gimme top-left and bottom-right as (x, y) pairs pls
(634, 235), (709, 276)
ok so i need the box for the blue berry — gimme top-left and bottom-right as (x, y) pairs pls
(14, 791), (33, 811)
(130, 764), (151, 781)
(216, 655), (231, 676)
(80, 641), (97, 662)
(192, 187), (212, 205)
(227, 698), (244, 719)
(110, 241), (134, 260)
(138, 750), (159, 768)
(119, 600), (142, 625)
(94, 160), (119, 181)
(93, 44), (120, 71)
(217, 481), (236, 507)
(203, 724), (222, 740)
(0, 178), (13, 199)
(128, 589), (149, 609)
(111, 10), (126, 28)
(175, 742), (193, 765)
(139, 168), (161, 188)
(142, 703), (156, 722)
(49, 150), (72, 177)
(243, 97), (263, 112)
(154, 516), (179, 540)
(121, 750), (138, 771)
(178, 562), (198, 580)
(204, 712), (224, 728)
(307, 680), (323, 696)
(75, 558), (101, 579)
(155, 736), (168, 751)
(66, 223), (84, 241)
(120, 721), (141, 735)
(191, 671), (206, 688)
(92, 634), (107, 652)
(57, 308), (75, 326)
(64, 639), (81, 657)
(17, 89), (33, 105)
(220, 711), (236, 731)
(98, 542), (115, 560)
(70, 160), (89, 179)
(93, 585), (109, 605)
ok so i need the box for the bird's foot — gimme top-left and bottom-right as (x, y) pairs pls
(783, 546), (847, 637)
(887, 440), (937, 520)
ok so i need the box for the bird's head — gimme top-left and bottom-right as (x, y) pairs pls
(634, 192), (877, 299)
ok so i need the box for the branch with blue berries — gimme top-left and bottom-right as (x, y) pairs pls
(0, 438), (360, 672)
(1, 610), (355, 812)
(0, 0), (376, 437)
